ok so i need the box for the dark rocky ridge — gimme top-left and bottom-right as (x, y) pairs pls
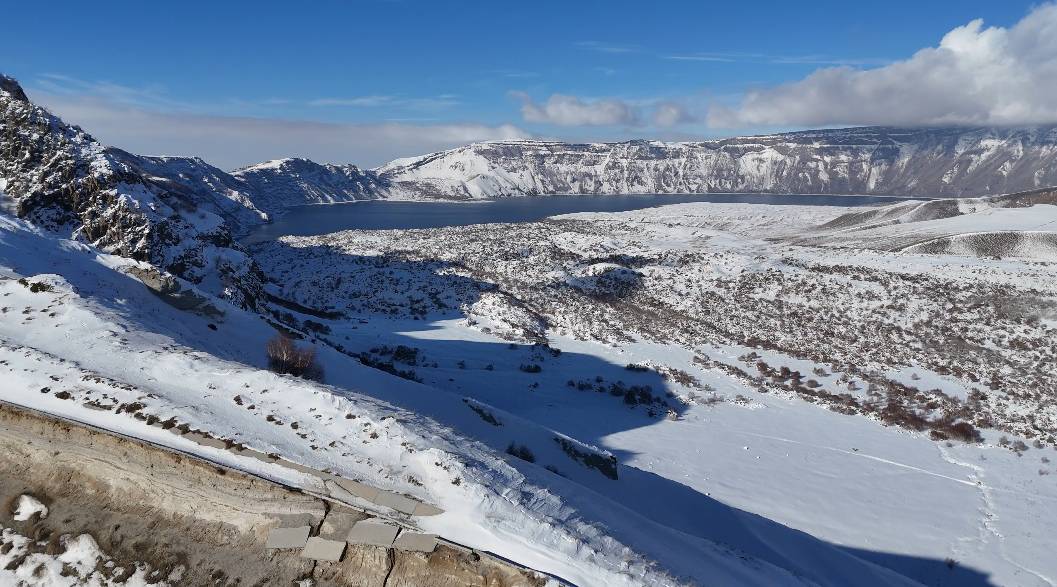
(0, 75), (264, 308)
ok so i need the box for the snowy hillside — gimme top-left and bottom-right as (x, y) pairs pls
(4, 70), (1057, 586)
(252, 198), (1057, 587)
(0, 209), (938, 586)
(232, 129), (1057, 205)
(798, 187), (1057, 259)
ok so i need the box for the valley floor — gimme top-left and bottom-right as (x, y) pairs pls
(251, 200), (1057, 587)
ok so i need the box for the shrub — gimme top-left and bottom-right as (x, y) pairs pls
(555, 437), (618, 480)
(266, 333), (324, 381)
(18, 278), (53, 293)
(392, 345), (419, 365)
(358, 354), (420, 382)
(303, 319), (331, 334)
(506, 442), (536, 463)
(519, 363), (542, 373)
(464, 399), (502, 426)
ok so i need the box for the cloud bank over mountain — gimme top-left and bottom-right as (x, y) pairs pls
(710, 3), (1057, 127)
(32, 90), (530, 170)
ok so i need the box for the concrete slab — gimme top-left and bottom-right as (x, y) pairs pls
(393, 532), (437, 553)
(302, 537), (346, 561)
(265, 526), (310, 549)
(346, 519), (400, 547)
(182, 431), (228, 450)
(373, 490), (418, 515)
(324, 480), (361, 505)
(318, 510), (367, 541)
(411, 502), (444, 517)
(273, 512), (323, 528)
(332, 478), (381, 502)
(237, 448), (277, 463)
(276, 459), (324, 477)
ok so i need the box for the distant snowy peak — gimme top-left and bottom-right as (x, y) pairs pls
(370, 128), (1057, 200)
(232, 157), (384, 212)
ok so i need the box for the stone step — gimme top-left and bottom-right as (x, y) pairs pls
(302, 537), (346, 561)
(264, 526), (310, 550)
(393, 532), (438, 553)
(346, 519), (400, 547)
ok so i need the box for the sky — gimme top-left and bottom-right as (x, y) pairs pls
(3, 0), (1055, 169)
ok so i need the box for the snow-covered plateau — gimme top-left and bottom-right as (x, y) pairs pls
(2, 73), (1057, 586)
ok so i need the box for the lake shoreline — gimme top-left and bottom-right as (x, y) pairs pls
(244, 192), (935, 243)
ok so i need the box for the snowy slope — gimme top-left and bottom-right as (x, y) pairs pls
(252, 200), (1057, 587)
(802, 187), (1057, 258)
(0, 211), (937, 586)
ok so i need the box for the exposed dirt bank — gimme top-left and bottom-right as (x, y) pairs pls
(0, 403), (545, 586)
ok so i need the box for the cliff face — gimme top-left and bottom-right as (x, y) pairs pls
(373, 128), (1057, 199)
(0, 75), (263, 308)
(232, 157), (385, 214)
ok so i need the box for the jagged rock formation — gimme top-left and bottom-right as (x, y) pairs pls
(0, 75), (264, 307)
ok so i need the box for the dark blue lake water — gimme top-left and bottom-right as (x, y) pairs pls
(243, 192), (927, 242)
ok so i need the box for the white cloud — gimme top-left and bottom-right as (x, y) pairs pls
(309, 95), (394, 107)
(709, 4), (1057, 128)
(513, 92), (638, 126)
(309, 94), (460, 110)
(653, 102), (695, 127)
(575, 41), (639, 54)
(32, 92), (529, 169)
(664, 53), (890, 66)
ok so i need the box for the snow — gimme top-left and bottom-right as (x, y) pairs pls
(0, 212), (792, 586)
(0, 528), (166, 586)
(248, 196), (1057, 587)
(6, 72), (1057, 585)
(0, 203), (963, 585)
(12, 494), (48, 521)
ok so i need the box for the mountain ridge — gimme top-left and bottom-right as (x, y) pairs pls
(223, 127), (1057, 206)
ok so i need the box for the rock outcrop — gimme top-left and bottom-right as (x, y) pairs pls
(0, 75), (264, 308)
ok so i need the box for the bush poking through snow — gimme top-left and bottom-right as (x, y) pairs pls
(17, 278), (53, 293)
(555, 437), (618, 480)
(266, 333), (324, 382)
(463, 398), (502, 426)
(506, 442), (536, 463)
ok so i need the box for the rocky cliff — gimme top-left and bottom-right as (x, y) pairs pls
(0, 75), (264, 307)
(373, 128), (1057, 199)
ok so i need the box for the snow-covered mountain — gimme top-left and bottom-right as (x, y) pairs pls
(155, 127), (1057, 209)
(232, 158), (384, 214)
(5, 71), (1057, 586)
(373, 129), (1057, 199)
(0, 75), (264, 307)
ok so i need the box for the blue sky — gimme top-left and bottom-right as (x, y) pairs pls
(2, 0), (1052, 168)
